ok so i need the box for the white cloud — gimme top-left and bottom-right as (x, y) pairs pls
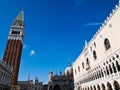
(83, 22), (101, 27)
(30, 50), (35, 56)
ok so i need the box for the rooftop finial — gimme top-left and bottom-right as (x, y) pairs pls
(60, 70), (62, 76)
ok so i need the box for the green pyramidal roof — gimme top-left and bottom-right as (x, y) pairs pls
(15, 10), (24, 21)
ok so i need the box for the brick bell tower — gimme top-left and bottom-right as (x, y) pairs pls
(2, 10), (25, 89)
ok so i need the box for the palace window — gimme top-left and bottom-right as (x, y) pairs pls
(78, 66), (80, 72)
(86, 58), (89, 64)
(94, 42), (96, 48)
(86, 58), (90, 70)
(104, 38), (111, 50)
(93, 51), (97, 60)
(116, 61), (120, 71)
(82, 62), (84, 69)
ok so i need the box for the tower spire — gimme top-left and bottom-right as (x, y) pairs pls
(15, 9), (24, 21)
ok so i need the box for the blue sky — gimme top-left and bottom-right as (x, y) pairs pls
(0, 0), (118, 83)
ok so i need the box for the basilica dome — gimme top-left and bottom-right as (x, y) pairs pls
(65, 65), (73, 76)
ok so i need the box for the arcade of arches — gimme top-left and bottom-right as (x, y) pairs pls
(75, 51), (120, 90)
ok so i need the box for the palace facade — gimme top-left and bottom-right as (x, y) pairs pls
(0, 60), (12, 90)
(73, 1), (120, 90)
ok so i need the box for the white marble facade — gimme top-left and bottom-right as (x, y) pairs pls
(73, 1), (120, 90)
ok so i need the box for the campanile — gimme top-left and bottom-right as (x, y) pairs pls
(2, 10), (25, 89)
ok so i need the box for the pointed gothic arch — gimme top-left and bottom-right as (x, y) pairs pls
(87, 87), (89, 90)
(113, 81), (120, 90)
(97, 85), (100, 90)
(82, 62), (84, 69)
(98, 70), (101, 78)
(112, 63), (117, 73)
(109, 64), (113, 74)
(94, 85), (96, 90)
(93, 51), (97, 60)
(101, 69), (104, 77)
(107, 82), (112, 90)
(90, 86), (92, 90)
(104, 38), (111, 50)
(116, 61), (120, 71)
(78, 66), (80, 72)
(106, 66), (109, 75)
(101, 84), (105, 90)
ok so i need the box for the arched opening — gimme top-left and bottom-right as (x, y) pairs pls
(49, 86), (52, 90)
(93, 51), (97, 60)
(98, 71), (101, 78)
(94, 85), (96, 90)
(104, 38), (111, 50)
(103, 67), (107, 76)
(90, 86), (92, 90)
(97, 85), (100, 90)
(107, 82), (112, 90)
(101, 83), (105, 90)
(112, 63), (117, 73)
(106, 66), (109, 75)
(35, 87), (37, 90)
(88, 87), (89, 90)
(97, 73), (99, 79)
(86, 58), (89, 64)
(116, 61), (120, 71)
(114, 81), (120, 90)
(54, 85), (61, 90)
(78, 66), (80, 72)
(101, 69), (104, 77)
(116, 54), (119, 58)
(109, 64), (113, 74)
